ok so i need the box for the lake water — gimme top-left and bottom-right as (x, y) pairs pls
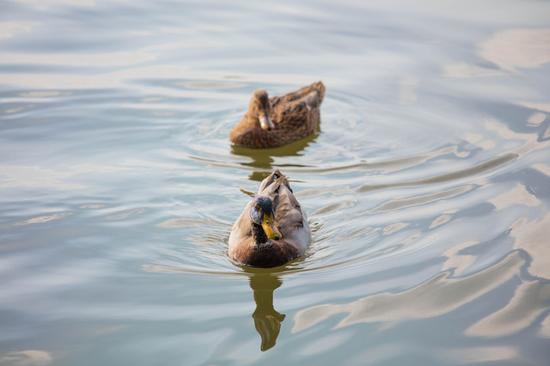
(1, 1), (550, 365)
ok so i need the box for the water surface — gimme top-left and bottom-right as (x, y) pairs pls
(1, 0), (550, 365)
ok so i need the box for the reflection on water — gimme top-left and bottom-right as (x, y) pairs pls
(479, 28), (550, 71)
(247, 270), (286, 351)
(1, 0), (550, 365)
(465, 280), (550, 337)
(231, 133), (318, 181)
(293, 251), (525, 333)
(0, 350), (52, 366)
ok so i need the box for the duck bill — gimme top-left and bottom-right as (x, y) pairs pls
(259, 114), (274, 130)
(261, 213), (281, 240)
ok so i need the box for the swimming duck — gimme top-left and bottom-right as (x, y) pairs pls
(228, 170), (311, 267)
(229, 81), (325, 149)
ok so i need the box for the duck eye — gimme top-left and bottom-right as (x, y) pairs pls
(250, 207), (262, 224)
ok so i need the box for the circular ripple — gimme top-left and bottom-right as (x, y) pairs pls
(135, 82), (526, 278)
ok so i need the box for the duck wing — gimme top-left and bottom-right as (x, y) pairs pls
(227, 201), (254, 260)
(268, 82), (324, 137)
(270, 81), (325, 107)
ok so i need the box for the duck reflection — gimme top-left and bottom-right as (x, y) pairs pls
(246, 270), (286, 351)
(231, 133), (318, 182)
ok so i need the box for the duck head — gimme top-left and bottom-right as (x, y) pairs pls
(248, 89), (274, 130)
(250, 196), (281, 243)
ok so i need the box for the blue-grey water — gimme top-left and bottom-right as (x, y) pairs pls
(1, 1), (550, 365)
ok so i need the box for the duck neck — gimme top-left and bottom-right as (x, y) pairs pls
(252, 222), (268, 245)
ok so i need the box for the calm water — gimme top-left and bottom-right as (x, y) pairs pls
(1, 1), (550, 365)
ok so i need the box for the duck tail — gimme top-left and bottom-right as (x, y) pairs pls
(272, 170), (293, 193)
(303, 81), (325, 110)
(258, 169), (292, 195)
(312, 81), (326, 103)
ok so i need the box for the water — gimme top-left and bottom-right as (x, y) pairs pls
(1, 0), (550, 364)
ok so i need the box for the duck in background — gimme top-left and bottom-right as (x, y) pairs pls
(230, 81), (325, 149)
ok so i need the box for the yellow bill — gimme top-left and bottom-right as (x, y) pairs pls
(262, 213), (281, 240)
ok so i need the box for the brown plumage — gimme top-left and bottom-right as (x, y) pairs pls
(228, 170), (311, 267)
(229, 81), (326, 149)
(230, 239), (300, 268)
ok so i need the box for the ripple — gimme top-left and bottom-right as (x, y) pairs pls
(358, 153), (518, 192)
(13, 212), (71, 226)
(465, 280), (550, 337)
(0, 350), (52, 366)
(372, 185), (474, 213)
(0, 81), (528, 287)
(480, 28), (550, 71)
(131, 82), (533, 279)
(1, 0), (550, 363)
(293, 251), (525, 333)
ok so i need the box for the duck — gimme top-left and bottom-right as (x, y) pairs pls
(229, 81), (325, 149)
(228, 170), (311, 267)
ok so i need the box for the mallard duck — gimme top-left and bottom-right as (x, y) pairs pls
(228, 170), (311, 267)
(229, 81), (325, 149)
